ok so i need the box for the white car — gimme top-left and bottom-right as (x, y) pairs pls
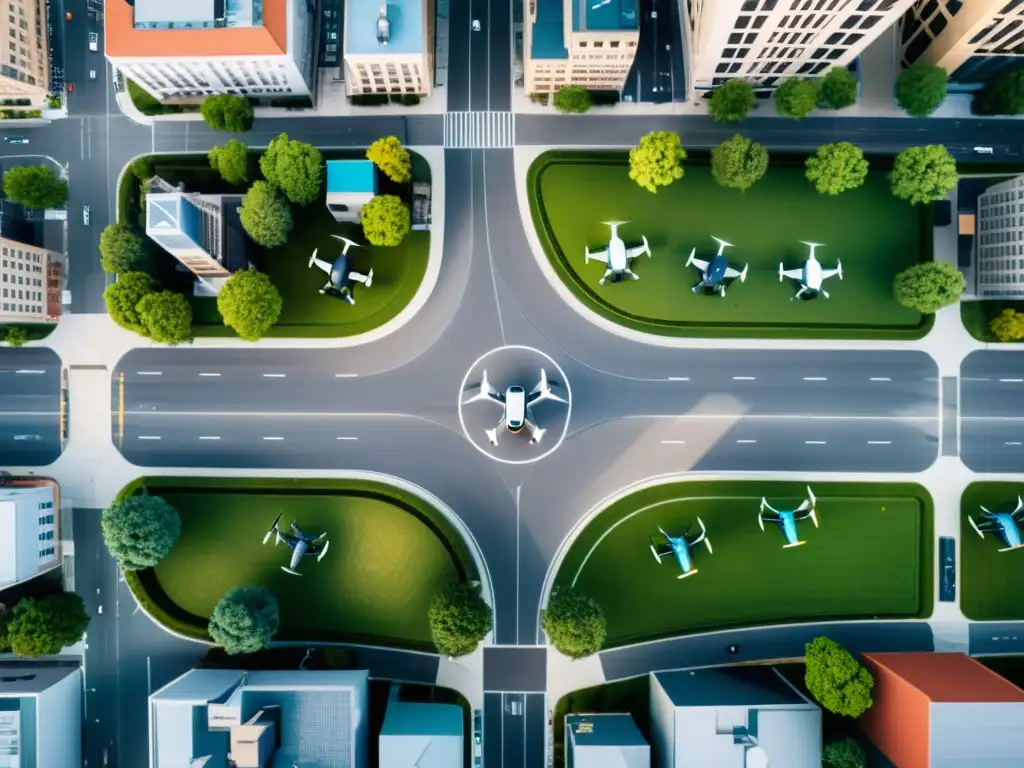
(89, 69), (96, 80)
(974, 146), (994, 155)
(89, 32), (98, 52)
(472, 19), (481, 31)
(83, 205), (90, 225)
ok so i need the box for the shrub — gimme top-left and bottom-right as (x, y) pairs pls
(238, 181), (293, 248)
(553, 86), (591, 114)
(990, 308), (1024, 342)
(259, 133), (324, 205)
(973, 68), (1024, 116)
(428, 582), (493, 657)
(4, 326), (27, 347)
(542, 586), (606, 659)
(805, 142), (869, 196)
(708, 79), (755, 123)
(103, 272), (156, 335)
(7, 593), (90, 657)
(99, 223), (148, 274)
(896, 63), (948, 117)
(823, 738), (868, 768)
(889, 145), (958, 205)
(216, 268), (283, 342)
(773, 78), (818, 119)
(711, 134), (769, 192)
(804, 636), (874, 717)
(367, 136), (412, 183)
(628, 130), (686, 194)
(361, 194), (411, 247)
(201, 94), (254, 132)
(817, 66), (858, 109)
(894, 262), (965, 314)
(208, 139), (250, 185)
(136, 291), (193, 344)
(208, 586), (280, 655)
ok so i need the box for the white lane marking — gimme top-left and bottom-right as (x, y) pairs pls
(1006, 442), (1022, 446)
(868, 440), (892, 445)
(732, 376), (756, 381)
(660, 439), (686, 444)
(961, 377), (989, 382)
(336, 436), (359, 441)
(802, 377), (827, 381)
(198, 436), (220, 441)
(262, 436), (284, 441)
(14, 369), (45, 374)
(736, 439), (757, 444)
(138, 436), (161, 440)
(1000, 378), (1024, 383)
(263, 373), (286, 378)
(805, 440), (827, 445)
(334, 373), (358, 378)
(869, 377), (891, 382)
(198, 372), (221, 377)
(667, 377), (689, 381)
(135, 371), (162, 376)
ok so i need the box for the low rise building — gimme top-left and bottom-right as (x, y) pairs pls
(0, 663), (82, 768)
(566, 713), (650, 768)
(524, 0), (639, 96)
(379, 685), (463, 767)
(0, 235), (61, 323)
(344, 0), (434, 97)
(0, 482), (60, 589)
(974, 174), (1024, 298)
(326, 159), (378, 224)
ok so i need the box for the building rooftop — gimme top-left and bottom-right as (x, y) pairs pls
(105, 0), (286, 59)
(573, 0), (638, 32)
(566, 714), (647, 749)
(532, 0), (569, 60)
(653, 666), (808, 709)
(345, 0), (423, 56)
(0, 663), (79, 697)
(379, 693), (463, 768)
(864, 653), (1024, 704)
(326, 160), (378, 195)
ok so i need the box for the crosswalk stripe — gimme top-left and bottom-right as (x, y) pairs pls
(444, 111), (515, 149)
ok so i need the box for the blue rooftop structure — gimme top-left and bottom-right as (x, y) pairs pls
(327, 160), (378, 195)
(566, 714), (650, 768)
(573, 0), (638, 32)
(379, 687), (463, 767)
(531, 0), (568, 60)
(345, 0), (423, 55)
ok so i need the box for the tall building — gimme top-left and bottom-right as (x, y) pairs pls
(0, 483), (59, 589)
(0, 664), (82, 768)
(0, 0), (50, 105)
(378, 685), (463, 767)
(0, 236), (61, 323)
(343, 0), (434, 97)
(972, 174), (1024, 298)
(859, 652), (1024, 768)
(524, 0), (639, 95)
(684, 0), (917, 94)
(899, 0), (1024, 89)
(148, 668), (370, 768)
(565, 713), (650, 768)
(104, 0), (317, 103)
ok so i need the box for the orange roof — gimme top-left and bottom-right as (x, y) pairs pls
(864, 652), (1024, 704)
(105, 0), (288, 59)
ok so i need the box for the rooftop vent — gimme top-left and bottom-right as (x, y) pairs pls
(376, 5), (391, 44)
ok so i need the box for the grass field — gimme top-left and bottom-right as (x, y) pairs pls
(960, 482), (1024, 621)
(528, 151), (933, 340)
(118, 151), (430, 339)
(120, 476), (474, 650)
(553, 481), (934, 647)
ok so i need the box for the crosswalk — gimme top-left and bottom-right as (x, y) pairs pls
(444, 111), (515, 149)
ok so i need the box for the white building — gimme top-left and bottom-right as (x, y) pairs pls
(105, 0), (317, 104)
(976, 174), (1024, 298)
(379, 686), (463, 767)
(0, 664), (82, 768)
(684, 0), (918, 94)
(344, 0), (434, 97)
(0, 484), (59, 590)
(0, 236), (62, 324)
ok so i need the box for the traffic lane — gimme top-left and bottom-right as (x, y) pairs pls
(0, 364), (61, 410)
(446, 0), (472, 112)
(469, 0), (492, 112)
(961, 418), (1024, 473)
(502, 693), (525, 768)
(485, 0), (513, 112)
(483, 693), (504, 768)
(969, 622), (1024, 656)
(962, 354), (1024, 418)
(0, 348), (61, 388)
(599, 621), (934, 681)
(525, 694), (546, 768)
(0, 413), (61, 465)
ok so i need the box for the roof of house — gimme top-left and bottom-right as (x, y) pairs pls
(567, 714), (649, 768)
(0, 664), (79, 697)
(531, 0), (569, 60)
(379, 698), (463, 768)
(345, 0), (423, 56)
(653, 666), (809, 709)
(864, 653), (1024, 704)
(572, 0), (638, 32)
(105, 0), (287, 59)
(326, 160), (378, 195)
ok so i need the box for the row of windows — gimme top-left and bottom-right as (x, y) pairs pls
(979, 247), (1024, 261)
(37, 530), (53, 541)
(576, 39), (635, 49)
(38, 513), (54, 525)
(2, 276), (41, 289)
(1, 302), (41, 313)
(2, 248), (43, 262)
(38, 546), (53, 557)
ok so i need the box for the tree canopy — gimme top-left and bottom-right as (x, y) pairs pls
(990, 308), (1024, 342)
(101, 494), (182, 571)
(200, 94), (253, 132)
(708, 79), (755, 123)
(361, 194), (411, 247)
(259, 133), (324, 206)
(817, 66), (858, 110)
(541, 586), (606, 659)
(896, 63), (948, 117)
(130, 157), (155, 182)
(428, 581), (493, 657)
(239, 181), (293, 248)
(628, 131), (686, 194)
(3, 165), (68, 209)
(889, 145), (958, 205)
(7, 593), (90, 657)
(805, 142), (869, 196)
(208, 586), (280, 655)
(773, 78), (818, 119)
(103, 271), (156, 335)
(208, 139), (250, 185)
(367, 136), (412, 183)
(553, 86), (592, 114)
(823, 738), (868, 768)
(136, 291), (193, 344)
(973, 68), (1024, 116)
(804, 637), (874, 717)
(217, 268), (283, 342)
(893, 262), (965, 314)
(4, 326), (27, 347)
(711, 134), (769, 192)
(99, 223), (149, 274)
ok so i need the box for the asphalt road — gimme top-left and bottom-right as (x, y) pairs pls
(961, 350), (1024, 473)
(483, 692), (546, 768)
(0, 347), (62, 465)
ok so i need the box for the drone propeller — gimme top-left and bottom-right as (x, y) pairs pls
(263, 512), (283, 545)
(317, 540), (330, 562)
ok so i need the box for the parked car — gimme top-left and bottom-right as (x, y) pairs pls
(89, 70), (96, 80)
(974, 146), (994, 155)
(67, 82), (74, 93)
(472, 19), (481, 31)
(7, 137), (28, 145)
(89, 32), (98, 52)
(83, 205), (90, 225)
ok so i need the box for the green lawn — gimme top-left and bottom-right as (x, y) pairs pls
(119, 476), (474, 651)
(554, 481), (933, 647)
(960, 482), (1024, 621)
(961, 299), (1024, 342)
(529, 151), (933, 340)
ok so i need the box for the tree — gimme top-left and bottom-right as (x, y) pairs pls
(990, 308), (1024, 342)
(804, 637), (874, 717)
(238, 181), (293, 248)
(217, 268), (283, 342)
(130, 157), (155, 182)
(200, 94), (253, 132)
(553, 86), (591, 114)
(708, 79), (755, 123)
(103, 271), (156, 335)
(367, 136), (411, 183)
(137, 291), (193, 344)
(890, 145), (958, 205)
(101, 494), (182, 571)
(893, 262), (965, 314)
(7, 593), (90, 657)
(817, 66), (858, 110)
(973, 68), (1024, 116)
(259, 133), (324, 206)
(208, 586), (280, 655)
(3, 165), (68, 209)
(628, 131), (686, 194)
(4, 326), (27, 347)
(773, 78), (818, 119)
(208, 139), (250, 185)
(805, 142), (869, 196)
(711, 134), (769, 192)
(896, 63), (948, 117)
(428, 582), (493, 657)
(361, 194), (410, 247)
(823, 738), (868, 768)
(99, 223), (148, 274)
(541, 586), (606, 659)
